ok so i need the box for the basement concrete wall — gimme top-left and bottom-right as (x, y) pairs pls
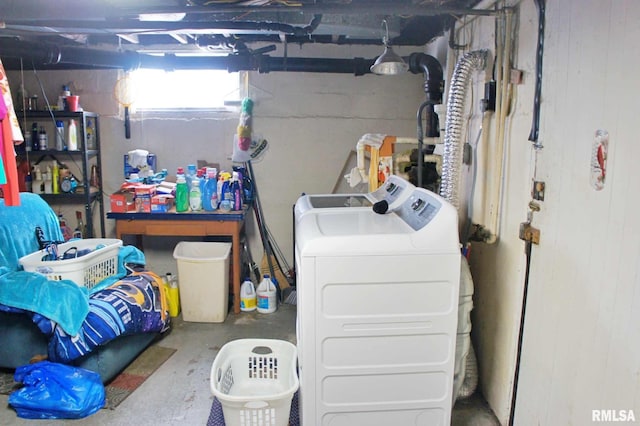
(7, 43), (425, 276)
(445, 0), (640, 424)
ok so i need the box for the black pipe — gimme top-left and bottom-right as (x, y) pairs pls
(409, 53), (444, 189)
(0, 39), (378, 74)
(528, 0), (545, 147)
(509, 239), (533, 426)
(416, 101), (431, 189)
(408, 52), (444, 104)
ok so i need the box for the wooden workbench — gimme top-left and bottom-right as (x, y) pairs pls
(107, 208), (246, 314)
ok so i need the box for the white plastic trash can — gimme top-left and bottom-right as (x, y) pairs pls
(173, 242), (231, 323)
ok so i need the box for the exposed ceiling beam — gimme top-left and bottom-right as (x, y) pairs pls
(118, 34), (139, 44)
(170, 33), (189, 44)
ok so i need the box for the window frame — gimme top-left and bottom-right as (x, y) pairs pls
(126, 68), (245, 117)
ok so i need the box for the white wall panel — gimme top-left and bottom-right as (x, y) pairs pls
(515, 1), (640, 425)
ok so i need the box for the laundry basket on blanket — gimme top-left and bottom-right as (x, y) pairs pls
(210, 338), (298, 426)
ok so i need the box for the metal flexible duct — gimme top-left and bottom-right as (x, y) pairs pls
(440, 49), (488, 208)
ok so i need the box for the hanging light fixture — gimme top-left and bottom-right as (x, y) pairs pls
(370, 20), (408, 75)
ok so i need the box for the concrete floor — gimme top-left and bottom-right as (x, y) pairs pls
(0, 304), (499, 425)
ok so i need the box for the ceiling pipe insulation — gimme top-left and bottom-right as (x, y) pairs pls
(4, 15), (323, 38)
(0, 1), (494, 22)
(0, 39), (429, 75)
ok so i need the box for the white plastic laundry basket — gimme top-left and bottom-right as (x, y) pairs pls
(19, 239), (122, 290)
(210, 339), (299, 426)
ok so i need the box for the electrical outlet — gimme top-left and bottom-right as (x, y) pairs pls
(480, 81), (496, 112)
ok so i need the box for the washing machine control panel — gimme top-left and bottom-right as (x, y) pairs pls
(396, 189), (442, 230)
(371, 175), (413, 204)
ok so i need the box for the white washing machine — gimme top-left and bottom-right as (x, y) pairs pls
(294, 175), (415, 220)
(294, 187), (461, 426)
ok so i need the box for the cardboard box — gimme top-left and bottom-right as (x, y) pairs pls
(133, 184), (157, 198)
(157, 181), (176, 195)
(151, 194), (175, 213)
(133, 184), (156, 213)
(110, 190), (135, 213)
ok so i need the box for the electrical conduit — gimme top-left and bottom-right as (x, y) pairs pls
(486, 9), (513, 244)
(440, 49), (488, 208)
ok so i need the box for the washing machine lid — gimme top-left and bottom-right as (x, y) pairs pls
(294, 175), (415, 220)
(304, 194), (372, 209)
(296, 187), (460, 255)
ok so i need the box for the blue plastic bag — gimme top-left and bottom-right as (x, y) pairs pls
(8, 361), (105, 419)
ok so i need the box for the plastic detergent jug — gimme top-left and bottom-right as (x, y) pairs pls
(240, 278), (257, 312)
(257, 274), (277, 314)
(175, 174), (189, 212)
(186, 164), (197, 189)
(219, 176), (232, 212)
(165, 273), (181, 317)
(231, 171), (243, 211)
(189, 174), (202, 211)
(202, 170), (218, 211)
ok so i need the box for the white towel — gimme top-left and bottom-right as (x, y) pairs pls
(355, 133), (387, 182)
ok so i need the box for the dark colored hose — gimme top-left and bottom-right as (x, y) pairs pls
(528, 0), (545, 146)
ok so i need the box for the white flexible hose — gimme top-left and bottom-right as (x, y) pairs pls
(440, 50), (488, 208)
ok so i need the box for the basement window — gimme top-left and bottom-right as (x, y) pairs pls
(130, 69), (241, 112)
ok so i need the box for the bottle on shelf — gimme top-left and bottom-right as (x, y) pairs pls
(90, 165), (99, 189)
(73, 210), (84, 239)
(176, 166), (185, 181)
(188, 172), (202, 212)
(218, 172), (232, 212)
(43, 166), (52, 194)
(202, 169), (218, 211)
(231, 171), (243, 211)
(52, 162), (60, 194)
(32, 167), (42, 194)
(58, 85), (71, 110)
(24, 130), (32, 152)
(86, 118), (95, 149)
(198, 169), (206, 196)
(186, 164), (197, 189)
(38, 126), (48, 150)
(67, 119), (78, 150)
(59, 213), (73, 242)
(175, 174), (189, 212)
(55, 120), (65, 150)
(31, 123), (39, 151)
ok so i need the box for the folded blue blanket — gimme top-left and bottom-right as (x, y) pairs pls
(48, 271), (170, 363)
(0, 268), (89, 336)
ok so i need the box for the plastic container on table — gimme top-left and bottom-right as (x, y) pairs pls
(175, 175), (189, 212)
